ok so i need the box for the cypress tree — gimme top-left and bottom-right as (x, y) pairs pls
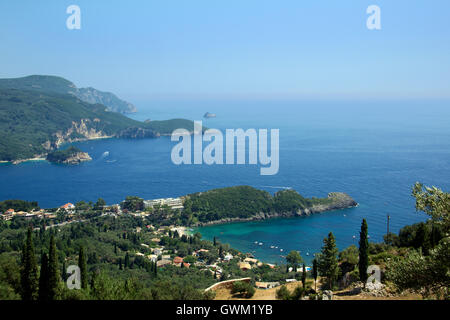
(317, 232), (339, 289)
(312, 258), (318, 291)
(38, 253), (49, 301)
(124, 252), (130, 269)
(119, 258), (123, 270)
(78, 246), (88, 289)
(213, 236), (217, 246)
(358, 219), (369, 284)
(48, 234), (60, 300)
(61, 260), (67, 282)
(20, 227), (39, 300)
(301, 264), (307, 288)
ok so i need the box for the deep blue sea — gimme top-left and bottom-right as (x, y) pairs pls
(1, 100), (449, 263)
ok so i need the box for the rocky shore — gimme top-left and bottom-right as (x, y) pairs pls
(54, 151), (92, 165)
(193, 192), (357, 227)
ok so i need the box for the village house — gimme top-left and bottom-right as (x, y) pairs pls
(61, 203), (75, 211)
(144, 197), (184, 211)
(173, 256), (184, 266)
(244, 257), (258, 264)
(223, 253), (234, 261)
(1, 209), (15, 220)
(147, 254), (158, 262)
(255, 282), (280, 289)
(156, 259), (172, 267)
(238, 262), (252, 271)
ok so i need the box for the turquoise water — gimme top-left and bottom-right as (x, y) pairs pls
(1, 100), (449, 263)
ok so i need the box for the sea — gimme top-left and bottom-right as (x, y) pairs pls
(1, 100), (449, 264)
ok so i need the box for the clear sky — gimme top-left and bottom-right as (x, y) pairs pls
(1, 0), (449, 101)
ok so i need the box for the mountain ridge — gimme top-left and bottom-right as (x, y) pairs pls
(0, 75), (137, 114)
(0, 77), (197, 162)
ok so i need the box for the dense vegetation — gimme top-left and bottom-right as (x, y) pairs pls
(0, 87), (195, 161)
(0, 183), (448, 300)
(0, 200), (39, 213)
(181, 186), (341, 224)
(46, 146), (84, 163)
(0, 75), (135, 114)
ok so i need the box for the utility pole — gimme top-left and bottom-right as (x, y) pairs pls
(387, 214), (390, 235)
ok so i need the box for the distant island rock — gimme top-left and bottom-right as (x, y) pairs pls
(203, 112), (216, 118)
(46, 146), (92, 165)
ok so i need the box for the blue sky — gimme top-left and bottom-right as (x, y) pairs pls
(0, 0), (449, 101)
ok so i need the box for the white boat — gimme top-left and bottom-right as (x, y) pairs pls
(270, 246), (275, 249)
(258, 242), (263, 246)
(280, 249), (283, 252)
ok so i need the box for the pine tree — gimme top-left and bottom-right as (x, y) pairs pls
(358, 219), (369, 284)
(317, 232), (339, 289)
(312, 258), (318, 291)
(20, 227), (39, 300)
(38, 253), (49, 301)
(78, 246), (88, 289)
(301, 264), (307, 288)
(47, 234), (60, 300)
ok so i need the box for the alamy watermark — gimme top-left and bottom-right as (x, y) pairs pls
(66, 265), (81, 289)
(66, 5), (81, 30)
(367, 5), (381, 30)
(171, 121), (279, 176)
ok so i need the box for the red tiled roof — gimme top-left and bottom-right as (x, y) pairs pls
(173, 256), (183, 264)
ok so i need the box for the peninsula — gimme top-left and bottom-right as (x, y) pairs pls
(0, 75), (198, 163)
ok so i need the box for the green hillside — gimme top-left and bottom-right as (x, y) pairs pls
(182, 186), (353, 224)
(0, 88), (195, 161)
(0, 75), (136, 114)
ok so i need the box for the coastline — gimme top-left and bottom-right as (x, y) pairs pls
(2, 135), (115, 165)
(192, 206), (357, 227)
(1, 157), (47, 165)
(192, 192), (358, 227)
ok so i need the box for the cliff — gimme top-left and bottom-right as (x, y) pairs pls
(0, 87), (197, 162)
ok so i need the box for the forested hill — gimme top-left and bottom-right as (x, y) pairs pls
(0, 87), (195, 161)
(0, 75), (136, 114)
(183, 186), (358, 225)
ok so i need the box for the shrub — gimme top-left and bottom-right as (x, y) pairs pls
(231, 281), (255, 298)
